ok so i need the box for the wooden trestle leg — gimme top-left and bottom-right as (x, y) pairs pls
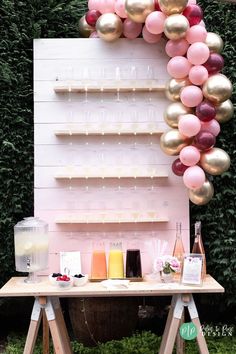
(23, 296), (73, 354)
(159, 294), (209, 354)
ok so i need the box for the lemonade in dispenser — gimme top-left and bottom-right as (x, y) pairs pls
(14, 217), (49, 283)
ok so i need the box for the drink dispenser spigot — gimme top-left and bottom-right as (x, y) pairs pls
(14, 217), (49, 283)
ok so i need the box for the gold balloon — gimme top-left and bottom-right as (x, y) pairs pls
(164, 102), (192, 128)
(96, 13), (123, 42)
(160, 129), (192, 156)
(164, 14), (189, 41)
(205, 32), (224, 54)
(159, 0), (188, 15)
(189, 179), (214, 205)
(125, 0), (155, 23)
(215, 100), (234, 123)
(165, 77), (191, 102)
(78, 15), (95, 38)
(200, 148), (231, 176)
(203, 74), (233, 104)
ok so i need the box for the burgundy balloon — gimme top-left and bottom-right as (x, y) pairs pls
(196, 100), (216, 122)
(193, 130), (216, 151)
(204, 53), (224, 75)
(85, 10), (101, 27)
(172, 158), (189, 176)
(154, 0), (161, 11)
(183, 5), (203, 26)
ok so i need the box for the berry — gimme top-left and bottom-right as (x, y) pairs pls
(52, 272), (62, 277)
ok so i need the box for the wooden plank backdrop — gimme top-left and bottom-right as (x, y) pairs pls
(34, 38), (190, 276)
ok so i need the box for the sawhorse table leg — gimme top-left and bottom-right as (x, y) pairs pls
(159, 294), (209, 354)
(24, 296), (73, 354)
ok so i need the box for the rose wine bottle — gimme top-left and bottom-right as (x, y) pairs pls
(172, 222), (185, 271)
(192, 221), (206, 279)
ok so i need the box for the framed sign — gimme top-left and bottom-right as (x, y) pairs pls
(181, 253), (204, 286)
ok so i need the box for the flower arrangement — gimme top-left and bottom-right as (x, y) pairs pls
(153, 255), (181, 274)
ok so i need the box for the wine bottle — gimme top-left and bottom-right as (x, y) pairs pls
(192, 221), (206, 279)
(172, 222), (185, 271)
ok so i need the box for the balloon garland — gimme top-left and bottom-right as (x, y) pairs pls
(79, 0), (233, 205)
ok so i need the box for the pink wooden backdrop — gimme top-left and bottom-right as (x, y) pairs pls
(34, 38), (190, 276)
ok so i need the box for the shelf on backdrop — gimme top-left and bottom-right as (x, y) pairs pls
(54, 170), (168, 179)
(54, 129), (164, 136)
(54, 83), (166, 94)
(55, 212), (169, 224)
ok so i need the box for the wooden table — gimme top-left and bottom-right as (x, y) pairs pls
(0, 275), (224, 354)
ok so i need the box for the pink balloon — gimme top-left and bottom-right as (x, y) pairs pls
(142, 25), (162, 44)
(123, 19), (142, 39)
(201, 119), (221, 136)
(88, 0), (100, 11)
(188, 0), (197, 4)
(180, 146), (201, 166)
(165, 39), (189, 57)
(187, 42), (210, 65)
(183, 166), (205, 189)
(186, 25), (207, 44)
(115, 0), (127, 18)
(99, 0), (115, 14)
(189, 65), (208, 85)
(167, 56), (192, 79)
(180, 85), (203, 107)
(145, 11), (166, 35)
(90, 31), (99, 38)
(199, 20), (205, 27)
(178, 114), (201, 137)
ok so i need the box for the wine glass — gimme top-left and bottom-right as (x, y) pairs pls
(115, 66), (122, 102)
(82, 67), (90, 103)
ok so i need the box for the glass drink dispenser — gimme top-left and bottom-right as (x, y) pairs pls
(14, 217), (49, 283)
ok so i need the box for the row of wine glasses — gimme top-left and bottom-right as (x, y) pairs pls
(58, 65), (157, 83)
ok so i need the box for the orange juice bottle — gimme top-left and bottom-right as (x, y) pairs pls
(91, 242), (107, 280)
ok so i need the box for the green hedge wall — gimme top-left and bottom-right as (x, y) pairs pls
(0, 0), (235, 316)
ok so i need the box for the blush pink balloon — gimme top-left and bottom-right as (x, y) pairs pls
(189, 65), (208, 85)
(88, 0), (100, 11)
(142, 26), (162, 44)
(123, 19), (142, 39)
(178, 114), (201, 137)
(187, 42), (210, 65)
(90, 31), (99, 38)
(186, 25), (207, 44)
(183, 166), (205, 189)
(165, 39), (189, 57)
(188, 0), (197, 4)
(145, 11), (166, 35)
(199, 20), (205, 27)
(180, 85), (203, 107)
(99, 0), (115, 14)
(201, 119), (221, 136)
(167, 56), (192, 79)
(180, 146), (201, 166)
(115, 0), (127, 18)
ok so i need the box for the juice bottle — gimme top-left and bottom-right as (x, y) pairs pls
(91, 242), (107, 280)
(108, 242), (124, 279)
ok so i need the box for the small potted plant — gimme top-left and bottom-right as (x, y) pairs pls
(153, 255), (180, 282)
